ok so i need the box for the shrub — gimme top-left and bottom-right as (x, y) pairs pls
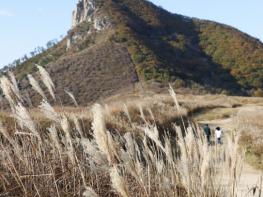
(253, 89), (263, 97)
(173, 78), (186, 88)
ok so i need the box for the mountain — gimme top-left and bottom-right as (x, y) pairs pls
(2, 0), (263, 106)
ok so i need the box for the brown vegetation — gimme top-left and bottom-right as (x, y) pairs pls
(1, 68), (261, 197)
(238, 107), (263, 169)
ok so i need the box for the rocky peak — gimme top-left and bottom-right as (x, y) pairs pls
(67, 0), (111, 50)
(71, 0), (111, 29)
(72, 0), (96, 27)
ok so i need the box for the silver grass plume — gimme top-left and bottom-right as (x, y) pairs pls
(13, 103), (41, 142)
(123, 104), (133, 128)
(0, 76), (15, 105)
(123, 132), (135, 157)
(164, 134), (173, 163)
(200, 143), (210, 188)
(92, 104), (113, 164)
(81, 138), (107, 166)
(72, 116), (83, 138)
(174, 125), (190, 189)
(65, 90), (78, 106)
(37, 65), (55, 100)
(39, 100), (60, 122)
(7, 71), (22, 101)
(83, 187), (99, 197)
(143, 125), (165, 152)
(110, 166), (130, 197)
(27, 74), (46, 100)
(60, 115), (75, 164)
(48, 125), (62, 153)
(169, 84), (180, 110)
(139, 105), (147, 124)
(0, 121), (23, 160)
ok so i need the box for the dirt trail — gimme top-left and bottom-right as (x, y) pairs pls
(238, 164), (262, 197)
(197, 105), (263, 197)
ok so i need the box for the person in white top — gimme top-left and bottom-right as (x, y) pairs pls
(215, 127), (222, 144)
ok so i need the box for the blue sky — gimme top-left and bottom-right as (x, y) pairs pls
(0, 0), (262, 68)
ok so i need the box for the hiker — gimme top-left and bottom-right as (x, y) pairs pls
(215, 127), (222, 144)
(203, 124), (211, 145)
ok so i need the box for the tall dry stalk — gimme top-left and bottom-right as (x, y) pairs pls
(27, 74), (46, 100)
(37, 65), (56, 100)
(0, 71), (249, 197)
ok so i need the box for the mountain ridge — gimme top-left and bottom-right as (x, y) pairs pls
(1, 0), (263, 106)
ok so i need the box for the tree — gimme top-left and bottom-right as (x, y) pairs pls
(46, 39), (58, 49)
(30, 51), (36, 57)
(21, 55), (28, 62)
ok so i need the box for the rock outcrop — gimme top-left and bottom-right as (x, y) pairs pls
(67, 0), (111, 49)
(72, 0), (96, 27)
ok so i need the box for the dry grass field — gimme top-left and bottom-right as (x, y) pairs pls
(0, 68), (262, 196)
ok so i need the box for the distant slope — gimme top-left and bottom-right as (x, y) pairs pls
(196, 20), (263, 91)
(18, 41), (138, 106)
(108, 0), (263, 94)
(2, 0), (263, 106)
